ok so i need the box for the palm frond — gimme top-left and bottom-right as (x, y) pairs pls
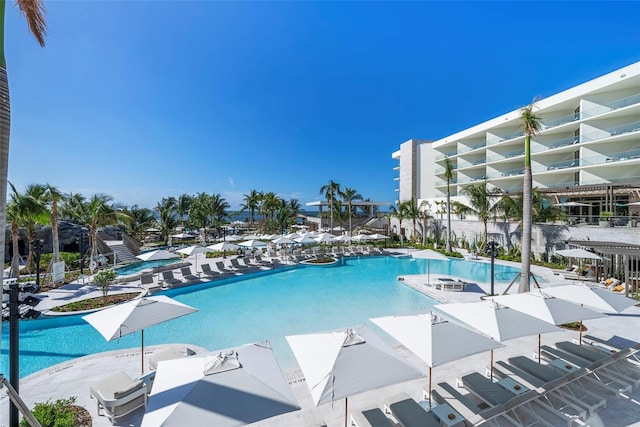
(16, 0), (47, 47)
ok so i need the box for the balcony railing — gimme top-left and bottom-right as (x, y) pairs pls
(582, 93), (640, 118)
(542, 158), (580, 172)
(487, 167), (524, 179)
(582, 120), (640, 142)
(458, 141), (487, 154)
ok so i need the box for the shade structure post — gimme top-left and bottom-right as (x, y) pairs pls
(538, 334), (541, 363)
(428, 367), (432, 409)
(490, 350), (494, 381)
(141, 329), (145, 375)
(344, 397), (348, 427)
(579, 321), (583, 345)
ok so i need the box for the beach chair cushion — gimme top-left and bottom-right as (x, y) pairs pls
(461, 372), (514, 406)
(114, 380), (144, 399)
(388, 396), (440, 427)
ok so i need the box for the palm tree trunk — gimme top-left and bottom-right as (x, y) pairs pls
(348, 202), (352, 236)
(519, 137), (533, 292)
(10, 226), (19, 278)
(25, 232), (34, 273)
(51, 200), (60, 263)
(0, 65), (9, 280)
(446, 191), (452, 253)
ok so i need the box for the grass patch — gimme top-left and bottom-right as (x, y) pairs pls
(51, 292), (140, 312)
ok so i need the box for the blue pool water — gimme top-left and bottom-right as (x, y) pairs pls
(115, 259), (181, 276)
(1, 256), (522, 377)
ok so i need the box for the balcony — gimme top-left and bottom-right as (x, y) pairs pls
(544, 158), (580, 172)
(581, 120), (640, 142)
(582, 93), (640, 119)
(458, 141), (487, 154)
(487, 167), (524, 179)
(532, 135), (580, 153)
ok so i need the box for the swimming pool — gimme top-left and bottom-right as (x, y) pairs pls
(115, 259), (182, 276)
(1, 256), (523, 377)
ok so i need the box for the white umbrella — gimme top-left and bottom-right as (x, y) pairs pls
(314, 233), (336, 244)
(285, 232), (301, 239)
(371, 311), (502, 407)
(295, 235), (317, 244)
(83, 296), (197, 375)
(176, 245), (210, 273)
(554, 248), (603, 260)
(136, 249), (179, 262)
(552, 202), (592, 207)
(435, 300), (561, 378)
(332, 226), (345, 231)
(220, 235), (242, 242)
(207, 242), (241, 251)
(351, 234), (372, 242)
(241, 234), (261, 240)
(271, 236), (296, 245)
(543, 284), (637, 314)
(238, 239), (267, 248)
(624, 201), (640, 206)
(333, 235), (352, 243)
(142, 341), (299, 427)
(491, 290), (605, 347)
(368, 233), (389, 240)
(286, 325), (422, 427)
(170, 232), (195, 239)
(136, 250), (180, 280)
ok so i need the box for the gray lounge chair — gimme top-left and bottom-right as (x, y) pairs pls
(215, 261), (236, 273)
(180, 267), (200, 282)
(90, 371), (147, 424)
(350, 408), (395, 427)
(230, 258), (248, 270)
(140, 274), (161, 294)
(161, 271), (183, 288)
(200, 263), (221, 278)
(384, 394), (440, 427)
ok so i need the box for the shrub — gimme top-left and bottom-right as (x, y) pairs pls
(21, 397), (78, 427)
(93, 269), (117, 298)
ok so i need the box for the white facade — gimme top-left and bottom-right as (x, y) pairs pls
(393, 62), (640, 214)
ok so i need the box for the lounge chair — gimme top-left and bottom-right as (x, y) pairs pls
(540, 345), (633, 394)
(230, 258), (248, 270)
(551, 265), (579, 276)
(434, 278), (465, 292)
(215, 261), (236, 274)
(161, 271), (183, 289)
(180, 267), (200, 282)
(200, 263), (221, 278)
(149, 347), (196, 370)
(140, 274), (161, 294)
(350, 407), (395, 427)
(89, 371), (147, 424)
(253, 254), (272, 267)
(383, 394), (441, 427)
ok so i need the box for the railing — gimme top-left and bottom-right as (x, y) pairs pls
(458, 158), (486, 168)
(542, 112), (579, 128)
(487, 167), (524, 179)
(458, 141), (486, 153)
(1, 374), (42, 427)
(582, 93), (640, 118)
(532, 135), (580, 152)
(541, 158), (580, 172)
(581, 120), (640, 142)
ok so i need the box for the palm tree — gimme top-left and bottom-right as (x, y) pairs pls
(0, 0), (47, 285)
(176, 193), (191, 228)
(404, 197), (420, 242)
(21, 183), (48, 272)
(341, 187), (362, 236)
(260, 192), (281, 220)
(44, 184), (63, 266)
(6, 183), (44, 278)
(124, 205), (155, 242)
(419, 200), (433, 245)
(319, 180), (341, 231)
(209, 193), (230, 226)
(389, 202), (408, 247)
(81, 194), (130, 265)
(459, 182), (499, 249)
(519, 100), (542, 293)
(241, 190), (263, 228)
(60, 192), (86, 221)
(444, 158), (454, 253)
(156, 197), (178, 244)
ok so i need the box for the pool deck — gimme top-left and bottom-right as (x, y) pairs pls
(2, 251), (640, 426)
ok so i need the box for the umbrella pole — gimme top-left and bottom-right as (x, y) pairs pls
(429, 367), (432, 409)
(538, 334), (541, 363)
(579, 321), (583, 345)
(141, 329), (145, 375)
(344, 397), (348, 427)
(490, 350), (494, 381)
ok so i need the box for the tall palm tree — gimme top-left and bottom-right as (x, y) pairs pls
(241, 189), (262, 228)
(319, 180), (341, 231)
(176, 193), (191, 229)
(404, 197), (420, 242)
(80, 194), (130, 265)
(260, 192), (281, 220)
(21, 183), (48, 272)
(389, 202), (408, 247)
(519, 100), (542, 293)
(44, 184), (63, 266)
(444, 158), (454, 253)
(209, 193), (230, 225)
(419, 200), (433, 245)
(156, 197), (178, 244)
(6, 183), (43, 278)
(60, 192), (86, 221)
(124, 205), (155, 242)
(341, 187), (362, 236)
(459, 182), (499, 249)
(0, 0), (47, 282)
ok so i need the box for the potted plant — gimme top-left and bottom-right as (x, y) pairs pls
(599, 211), (613, 227)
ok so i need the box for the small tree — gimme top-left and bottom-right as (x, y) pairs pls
(93, 269), (116, 298)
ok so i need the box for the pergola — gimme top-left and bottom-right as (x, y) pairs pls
(567, 240), (640, 296)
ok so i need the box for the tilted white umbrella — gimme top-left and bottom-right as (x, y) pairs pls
(238, 239), (267, 248)
(286, 325), (422, 427)
(491, 290), (605, 347)
(83, 296), (198, 375)
(544, 284), (637, 314)
(435, 301), (560, 378)
(207, 242), (241, 251)
(142, 341), (299, 427)
(314, 233), (336, 244)
(272, 236), (296, 245)
(554, 248), (603, 260)
(176, 245), (210, 273)
(372, 311), (502, 407)
(136, 250), (180, 280)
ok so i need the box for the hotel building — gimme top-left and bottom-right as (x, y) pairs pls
(392, 62), (640, 221)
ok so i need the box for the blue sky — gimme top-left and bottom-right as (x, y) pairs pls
(5, 1), (639, 211)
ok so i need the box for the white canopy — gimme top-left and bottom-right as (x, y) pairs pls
(170, 232), (195, 239)
(238, 239), (267, 248)
(142, 342), (299, 427)
(552, 202), (592, 207)
(286, 325), (422, 407)
(136, 250), (179, 262)
(351, 234), (372, 242)
(333, 235), (352, 243)
(554, 248), (603, 260)
(314, 233), (336, 243)
(411, 250), (449, 260)
(543, 284), (637, 313)
(241, 234), (261, 240)
(83, 296), (197, 374)
(207, 242), (241, 251)
(368, 233), (389, 240)
(271, 236), (296, 245)
(176, 245), (210, 257)
(295, 235), (317, 244)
